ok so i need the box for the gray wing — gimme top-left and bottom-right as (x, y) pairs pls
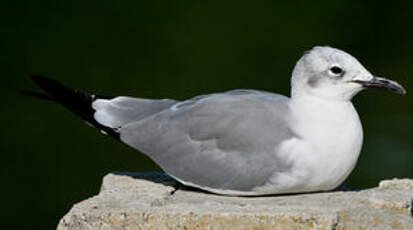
(118, 91), (296, 192)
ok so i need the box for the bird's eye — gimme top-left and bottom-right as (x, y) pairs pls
(329, 66), (344, 75)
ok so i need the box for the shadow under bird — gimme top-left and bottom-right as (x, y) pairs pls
(29, 46), (406, 196)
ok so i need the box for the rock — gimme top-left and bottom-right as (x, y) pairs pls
(57, 172), (413, 230)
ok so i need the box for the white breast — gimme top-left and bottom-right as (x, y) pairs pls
(290, 95), (363, 191)
(257, 95), (363, 194)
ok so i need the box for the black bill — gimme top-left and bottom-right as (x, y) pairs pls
(353, 76), (406, 95)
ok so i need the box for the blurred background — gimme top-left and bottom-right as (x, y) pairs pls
(2, 0), (413, 228)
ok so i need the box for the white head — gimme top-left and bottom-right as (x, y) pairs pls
(291, 46), (406, 101)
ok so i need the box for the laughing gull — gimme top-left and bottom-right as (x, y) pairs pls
(30, 46), (406, 195)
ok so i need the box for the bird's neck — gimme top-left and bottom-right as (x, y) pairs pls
(289, 92), (357, 123)
(289, 92), (362, 147)
(291, 89), (349, 105)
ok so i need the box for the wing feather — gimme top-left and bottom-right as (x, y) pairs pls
(119, 91), (296, 192)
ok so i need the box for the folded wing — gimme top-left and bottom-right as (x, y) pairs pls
(117, 91), (296, 193)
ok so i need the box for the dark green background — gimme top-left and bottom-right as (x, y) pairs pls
(2, 1), (413, 229)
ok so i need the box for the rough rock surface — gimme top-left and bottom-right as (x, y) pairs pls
(58, 172), (413, 230)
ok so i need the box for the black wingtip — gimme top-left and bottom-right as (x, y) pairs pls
(21, 90), (55, 101)
(29, 75), (55, 88)
(29, 75), (73, 100)
(29, 75), (120, 139)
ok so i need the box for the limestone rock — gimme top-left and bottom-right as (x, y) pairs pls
(57, 172), (413, 230)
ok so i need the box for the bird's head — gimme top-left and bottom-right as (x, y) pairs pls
(291, 46), (406, 101)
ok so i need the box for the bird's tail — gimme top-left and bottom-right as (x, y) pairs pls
(26, 75), (119, 138)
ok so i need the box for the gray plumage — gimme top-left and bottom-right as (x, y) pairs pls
(94, 90), (295, 192)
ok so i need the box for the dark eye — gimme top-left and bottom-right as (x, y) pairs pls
(329, 66), (343, 75)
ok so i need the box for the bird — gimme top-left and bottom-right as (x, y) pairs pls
(29, 46), (406, 196)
